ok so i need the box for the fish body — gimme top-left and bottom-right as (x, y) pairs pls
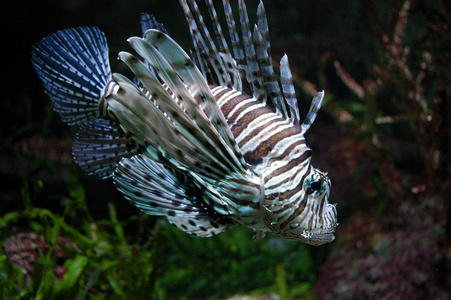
(32, 0), (338, 245)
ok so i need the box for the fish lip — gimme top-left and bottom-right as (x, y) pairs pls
(307, 227), (336, 238)
(280, 223), (337, 244)
(301, 231), (335, 246)
(298, 221), (338, 244)
(312, 231), (335, 240)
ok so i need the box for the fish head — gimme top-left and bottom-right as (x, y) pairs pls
(262, 167), (338, 245)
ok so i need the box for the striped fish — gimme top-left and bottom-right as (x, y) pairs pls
(31, 0), (338, 245)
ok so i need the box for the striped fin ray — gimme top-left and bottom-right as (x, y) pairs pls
(252, 26), (289, 118)
(113, 54), (227, 177)
(179, 0), (239, 89)
(301, 91), (325, 134)
(114, 154), (221, 217)
(139, 13), (169, 80)
(205, 0), (242, 91)
(104, 74), (180, 143)
(112, 37), (260, 218)
(205, 0), (230, 55)
(221, 0), (246, 74)
(140, 13), (168, 35)
(31, 27), (111, 125)
(256, 1), (272, 67)
(187, 0), (219, 57)
(114, 154), (235, 237)
(126, 34), (246, 174)
(238, 0), (266, 103)
(280, 54), (301, 125)
(143, 30), (243, 167)
(106, 72), (231, 180)
(178, 1), (209, 81)
(105, 73), (204, 167)
(179, 0), (224, 85)
(72, 118), (139, 179)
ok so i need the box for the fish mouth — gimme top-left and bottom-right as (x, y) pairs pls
(300, 231), (336, 246)
(281, 223), (337, 245)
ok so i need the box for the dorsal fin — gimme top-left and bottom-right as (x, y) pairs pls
(280, 55), (301, 125)
(205, 0), (230, 55)
(180, 0), (300, 121)
(301, 91), (325, 135)
(178, 1), (326, 128)
(256, 1), (272, 65)
(179, 0), (241, 90)
(238, 0), (266, 103)
(221, 0), (246, 74)
(253, 26), (288, 117)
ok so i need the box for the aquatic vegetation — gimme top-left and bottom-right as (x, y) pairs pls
(1, 180), (323, 299)
(1, 180), (160, 299)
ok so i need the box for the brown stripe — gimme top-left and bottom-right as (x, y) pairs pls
(211, 85), (229, 100)
(229, 196), (260, 209)
(267, 168), (309, 214)
(220, 93), (253, 118)
(267, 171), (305, 204)
(252, 138), (306, 166)
(279, 166), (312, 228)
(229, 107), (272, 140)
(268, 163), (309, 211)
(240, 117), (285, 165)
(279, 194), (308, 229)
(228, 177), (261, 189)
(266, 149), (311, 182)
(230, 104), (271, 125)
(240, 123), (300, 157)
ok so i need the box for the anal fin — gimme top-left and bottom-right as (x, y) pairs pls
(73, 118), (139, 179)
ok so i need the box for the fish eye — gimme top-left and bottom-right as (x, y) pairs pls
(310, 180), (322, 191)
(305, 176), (326, 196)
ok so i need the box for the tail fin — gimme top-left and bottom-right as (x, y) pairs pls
(31, 26), (111, 125)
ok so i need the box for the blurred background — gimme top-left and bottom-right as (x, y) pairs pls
(1, 0), (450, 299)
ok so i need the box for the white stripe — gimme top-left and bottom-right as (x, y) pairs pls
(276, 190), (305, 225)
(217, 89), (241, 107)
(271, 133), (305, 155)
(234, 113), (279, 141)
(265, 161), (310, 192)
(226, 98), (257, 119)
(211, 86), (226, 95)
(232, 102), (266, 124)
(235, 115), (283, 144)
(240, 121), (292, 153)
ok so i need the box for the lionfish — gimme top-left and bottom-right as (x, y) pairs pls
(31, 0), (338, 245)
